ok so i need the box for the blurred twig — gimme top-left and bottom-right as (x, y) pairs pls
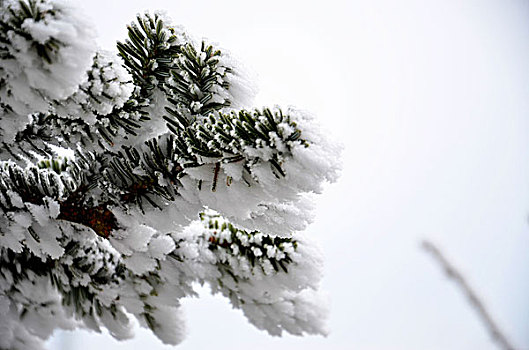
(421, 240), (516, 350)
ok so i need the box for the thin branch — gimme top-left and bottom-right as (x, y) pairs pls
(421, 240), (516, 350)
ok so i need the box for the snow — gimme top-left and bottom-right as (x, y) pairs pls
(0, 0), (96, 143)
(0, 1), (339, 348)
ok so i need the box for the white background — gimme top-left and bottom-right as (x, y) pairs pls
(48, 0), (529, 349)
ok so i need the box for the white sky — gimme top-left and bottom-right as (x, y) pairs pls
(48, 0), (529, 349)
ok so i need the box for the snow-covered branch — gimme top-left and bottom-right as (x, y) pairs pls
(0, 0), (339, 348)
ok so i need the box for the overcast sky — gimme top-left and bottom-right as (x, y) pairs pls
(49, 0), (529, 349)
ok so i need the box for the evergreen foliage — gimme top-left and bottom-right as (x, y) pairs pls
(0, 1), (340, 348)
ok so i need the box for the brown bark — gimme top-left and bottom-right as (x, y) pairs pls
(57, 201), (117, 238)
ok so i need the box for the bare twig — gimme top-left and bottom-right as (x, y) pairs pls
(421, 240), (516, 350)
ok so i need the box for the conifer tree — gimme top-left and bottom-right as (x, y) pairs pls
(0, 0), (340, 348)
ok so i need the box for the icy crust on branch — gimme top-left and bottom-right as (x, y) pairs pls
(3, 49), (147, 159)
(0, 0), (96, 141)
(0, 270), (75, 350)
(112, 106), (340, 237)
(0, 208), (188, 348)
(164, 39), (257, 117)
(0, 202), (328, 348)
(0, 160), (80, 258)
(173, 215), (329, 336)
(171, 107), (341, 235)
(0, 230), (132, 350)
(0, 157), (332, 347)
(0, 160), (187, 347)
(49, 50), (152, 152)
(56, 51), (134, 126)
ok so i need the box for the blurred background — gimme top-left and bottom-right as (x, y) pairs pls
(48, 0), (529, 349)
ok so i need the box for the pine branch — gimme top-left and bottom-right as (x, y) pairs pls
(0, 0), (61, 64)
(165, 107), (305, 178)
(199, 212), (297, 275)
(0, 158), (121, 238)
(0, 1), (339, 347)
(117, 13), (183, 96)
(165, 41), (231, 116)
(167, 213), (327, 337)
